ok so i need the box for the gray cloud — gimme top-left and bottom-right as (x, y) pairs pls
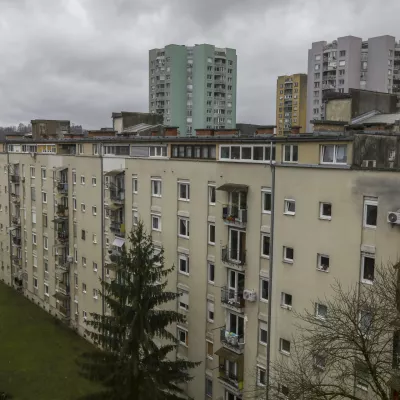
(0, 0), (399, 129)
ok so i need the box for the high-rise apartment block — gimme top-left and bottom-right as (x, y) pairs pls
(276, 74), (307, 134)
(149, 44), (237, 136)
(307, 35), (400, 131)
(2, 115), (400, 398)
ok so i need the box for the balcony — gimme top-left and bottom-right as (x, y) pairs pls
(56, 303), (70, 319)
(221, 246), (246, 271)
(10, 174), (20, 183)
(216, 349), (244, 395)
(221, 287), (245, 312)
(12, 236), (21, 246)
(11, 255), (22, 266)
(56, 255), (70, 272)
(10, 193), (20, 204)
(56, 282), (70, 297)
(57, 231), (69, 243)
(11, 216), (21, 226)
(218, 365), (244, 393)
(110, 189), (125, 204)
(56, 204), (68, 218)
(57, 182), (68, 194)
(110, 221), (125, 237)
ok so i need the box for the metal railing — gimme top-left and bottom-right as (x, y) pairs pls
(110, 221), (125, 237)
(10, 174), (20, 183)
(221, 287), (245, 309)
(57, 231), (69, 242)
(110, 189), (125, 203)
(57, 182), (68, 193)
(221, 246), (246, 267)
(220, 327), (245, 352)
(11, 216), (20, 226)
(56, 204), (68, 216)
(12, 237), (21, 246)
(222, 205), (247, 226)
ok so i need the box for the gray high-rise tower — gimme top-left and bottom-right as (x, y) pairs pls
(149, 44), (237, 136)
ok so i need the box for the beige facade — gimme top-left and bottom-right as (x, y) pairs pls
(0, 129), (398, 400)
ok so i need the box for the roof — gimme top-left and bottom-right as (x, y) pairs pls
(217, 183), (248, 192)
(215, 347), (243, 363)
(120, 123), (164, 134)
(354, 112), (400, 125)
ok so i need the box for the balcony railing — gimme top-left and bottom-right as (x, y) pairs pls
(57, 231), (69, 242)
(12, 237), (21, 246)
(57, 304), (70, 318)
(221, 246), (246, 268)
(57, 182), (68, 193)
(110, 221), (125, 237)
(110, 189), (125, 204)
(11, 216), (21, 226)
(10, 193), (20, 204)
(222, 205), (247, 227)
(10, 174), (20, 183)
(56, 256), (70, 271)
(218, 365), (243, 390)
(57, 282), (70, 296)
(220, 327), (245, 353)
(56, 204), (68, 217)
(221, 287), (245, 309)
(12, 255), (22, 266)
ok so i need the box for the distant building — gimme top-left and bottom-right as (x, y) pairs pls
(307, 35), (400, 131)
(31, 120), (70, 139)
(149, 44), (237, 136)
(276, 74), (307, 134)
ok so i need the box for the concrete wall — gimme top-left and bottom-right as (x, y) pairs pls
(326, 98), (352, 121)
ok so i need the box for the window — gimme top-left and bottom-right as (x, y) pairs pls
(315, 303), (328, 320)
(319, 202), (332, 220)
(93, 289), (98, 299)
(81, 203), (86, 213)
(81, 175), (85, 185)
(178, 254), (189, 275)
(151, 214), (161, 231)
(284, 199), (296, 215)
(261, 234), (270, 258)
(92, 206), (97, 216)
(43, 214), (48, 227)
(208, 185), (216, 205)
(92, 176), (96, 186)
(283, 246), (294, 263)
(363, 198), (378, 228)
(279, 384), (290, 398)
(259, 321), (268, 345)
(81, 230), (86, 240)
(317, 254), (330, 272)
(32, 233), (37, 245)
(280, 338), (291, 355)
(361, 253), (375, 284)
(339, 60), (346, 66)
(44, 283), (49, 296)
(178, 217), (190, 238)
(43, 236), (48, 250)
(206, 341), (214, 360)
(92, 144), (99, 155)
(356, 369), (369, 391)
(321, 144), (347, 164)
(262, 189), (271, 213)
(315, 355), (326, 370)
(132, 176), (138, 193)
(281, 292), (292, 309)
(78, 144), (84, 154)
(74, 249), (78, 263)
(260, 279), (269, 302)
(151, 179), (162, 197)
(83, 310), (87, 321)
(208, 262), (215, 284)
(133, 209), (139, 226)
(208, 224), (215, 245)
(177, 327), (188, 346)
(314, 64), (320, 70)
(72, 171), (76, 184)
(30, 166), (35, 178)
(339, 69), (345, 76)
(179, 290), (189, 310)
(42, 191), (47, 203)
(93, 262), (98, 272)
(315, 54), (321, 61)
(41, 167), (46, 180)
(33, 277), (38, 289)
(178, 182), (190, 201)
(339, 50), (346, 57)
(283, 145), (298, 163)
(149, 146), (167, 157)
(257, 367), (266, 386)
(73, 198), (77, 210)
(207, 301), (214, 322)
(359, 310), (372, 336)
(82, 283), (87, 293)
(82, 257), (87, 266)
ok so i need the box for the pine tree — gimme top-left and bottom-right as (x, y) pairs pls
(78, 221), (200, 400)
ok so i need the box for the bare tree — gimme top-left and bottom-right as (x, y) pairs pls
(265, 262), (400, 400)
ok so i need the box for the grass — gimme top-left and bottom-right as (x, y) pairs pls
(0, 283), (100, 400)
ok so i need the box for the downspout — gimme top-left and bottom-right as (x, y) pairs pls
(100, 145), (105, 317)
(7, 150), (13, 286)
(266, 141), (276, 400)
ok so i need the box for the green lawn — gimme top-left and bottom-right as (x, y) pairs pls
(0, 283), (99, 400)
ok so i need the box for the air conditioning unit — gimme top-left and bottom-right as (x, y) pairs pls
(362, 159), (376, 168)
(388, 211), (400, 224)
(243, 289), (257, 302)
(239, 209), (247, 223)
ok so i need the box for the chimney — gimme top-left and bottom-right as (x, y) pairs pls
(165, 127), (178, 136)
(196, 129), (214, 136)
(256, 126), (275, 135)
(214, 129), (239, 136)
(291, 126), (301, 135)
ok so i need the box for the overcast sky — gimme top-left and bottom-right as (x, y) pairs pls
(0, 0), (399, 129)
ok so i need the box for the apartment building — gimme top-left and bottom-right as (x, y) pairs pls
(307, 35), (400, 131)
(1, 121), (400, 399)
(149, 44), (237, 136)
(276, 74), (307, 134)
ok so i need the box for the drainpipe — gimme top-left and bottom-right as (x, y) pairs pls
(266, 141), (276, 400)
(7, 151), (13, 286)
(100, 145), (105, 317)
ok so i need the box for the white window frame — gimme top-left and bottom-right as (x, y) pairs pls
(33, 277), (38, 289)
(132, 175), (138, 194)
(82, 257), (87, 266)
(92, 176), (97, 186)
(151, 214), (162, 231)
(93, 289), (98, 299)
(207, 261), (215, 284)
(208, 223), (215, 245)
(320, 144), (348, 165)
(208, 185), (216, 205)
(82, 283), (87, 293)
(132, 208), (139, 226)
(93, 262), (98, 272)
(44, 283), (49, 296)
(361, 253), (375, 285)
(279, 338), (291, 355)
(177, 326), (188, 346)
(179, 290), (189, 311)
(32, 233), (37, 245)
(151, 178), (162, 197)
(73, 198), (77, 210)
(178, 217), (190, 239)
(207, 300), (215, 323)
(80, 175), (85, 185)
(81, 203), (86, 213)
(315, 303), (328, 320)
(284, 199), (296, 215)
(319, 202), (332, 220)
(317, 253), (330, 272)
(281, 292), (292, 310)
(92, 234), (97, 244)
(283, 246), (294, 263)
(260, 279), (269, 302)
(92, 206), (97, 216)
(178, 254), (189, 275)
(41, 167), (46, 180)
(42, 191), (47, 204)
(257, 366), (267, 387)
(178, 181), (190, 201)
(283, 144), (298, 163)
(43, 236), (48, 250)
(363, 198), (378, 229)
(261, 234), (270, 258)
(206, 340), (214, 361)
(262, 188), (272, 214)
(259, 321), (268, 345)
